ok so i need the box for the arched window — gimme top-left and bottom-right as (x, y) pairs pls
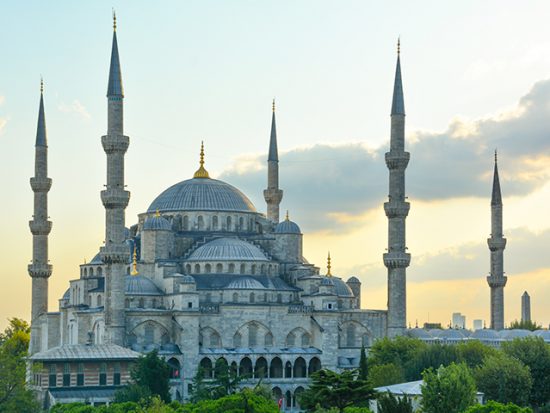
(285, 390), (292, 408)
(286, 332), (296, 347)
(301, 333), (311, 347)
(97, 267), (103, 276)
(144, 323), (154, 344)
(97, 295), (102, 307)
(125, 298), (130, 308)
(232, 292), (239, 302)
(194, 264), (201, 274)
(168, 358), (181, 379)
(226, 216), (232, 230)
(185, 264), (191, 274)
(138, 298), (145, 308)
(199, 358), (213, 379)
(89, 268), (94, 276)
(212, 216), (218, 230)
(251, 265), (256, 275)
(248, 324), (258, 347)
(270, 358), (283, 378)
(293, 357), (307, 378)
(261, 264), (266, 274)
(198, 215), (204, 230)
(308, 357), (322, 375)
(265, 332), (273, 346)
(250, 292), (255, 304)
(239, 357), (253, 378)
(84, 268), (88, 277)
(268, 265), (272, 275)
(285, 361), (292, 378)
(346, 324), (356, 347)
(183, 216), (189, 231)
(210, 332), (221, 348)
(255, 357), (268, 378)
(239, 217), (244, 230)
(272, 386), (283, 402)
(240, 264), (245, 274)
(233, 332), (242, 347)
(216, 263), (223, 273)
(228, 263), (235, 273)
(205, 264), (212, 273)
(99, 363), (107, 386)
(294, 387), (305, 409)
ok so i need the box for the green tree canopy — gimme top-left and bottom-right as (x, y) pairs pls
(406, 343), (459, 380)
(420, 362), (477, 413)
(474, 354), (532, 406)
(502, 337), (550, 407)
(508, 320), (542, 331)
(359, 345), (369, 380)
(377, 392), (413, 413)
(456, 340), (497, 368)
(368, 363), (404, 387)
(298, 369), (376, 413)
(368, 337), (426, 370)
(463, 400), (533, 413)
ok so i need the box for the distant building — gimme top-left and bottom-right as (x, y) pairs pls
(423, 323), (442, 329)
(452, 313), (466, 329)
(521, 291), (531, 323)
(473, 320), (483, 330)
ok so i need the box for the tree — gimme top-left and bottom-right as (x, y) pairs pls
(474, 354), (532, 406)
(456, 340), (497, 369)
(508, 320), (542, 331)
(210, 358), (241, 399)
(368, 363), (404, 387)
(0, 319), (39, 413)
(298, 369), (376, 413)
(368, 337), (426, 370)
(406, 343), (459, 380)
(181, 388), (279, 413)
(116, 349), (171, 403)
(502, 337), (550, 407)
(420, 363), (477, 413)
(359, 345), (369, 380)
(377, 392), (413, 413)
(463, 400), (533, 413)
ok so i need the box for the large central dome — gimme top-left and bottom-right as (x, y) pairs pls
(147, 178), (257, 213)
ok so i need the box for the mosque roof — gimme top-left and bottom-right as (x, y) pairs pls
(187, 238), (268, 262)
(470, 329), (500, 340)
(147, 178), (256, 214)
(143, 215), (171, 231)
(275, 219), (301, 234)
(227, 277), (265, 290)
(30, 344), (140, 361)
(499, 329), (532, 339)
(191, 274), (299, 291)
(125, 275), (163, 296)
(331, 277), (354, 297)
(347, 276), (361, 284)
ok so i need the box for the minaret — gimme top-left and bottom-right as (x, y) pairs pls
(521, 291), (531, 323)
(383, 39), (411, 337)
(28, 79), (53, 354)
(263, 100), (283, 223)
(486, 151), (507, 331)
(99, 13), (131, 346)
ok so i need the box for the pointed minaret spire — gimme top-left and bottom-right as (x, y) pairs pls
(384, 39), (411, 337)
(264, 99), (283, 223)
(29, 79), (53, 354)
(100, 15), (130, 346)
(326, 252), (332, 277)
(487, 151), (507, 330)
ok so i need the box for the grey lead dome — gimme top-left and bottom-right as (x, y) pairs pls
(187, 238), (268, 262)
(147, 178), (257, 214)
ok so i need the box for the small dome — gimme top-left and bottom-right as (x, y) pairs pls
(180, 274), (196, 284)
(90, 253), (103, 264)
(125, 275), (163, 296)
(533, 330), (550, 341)
(62, 288), (70, 300)
(499, 329), (532, 339)
(406, 328), (433, 339)
(321, 277), (334, 286)
(331, 277), (354, 297)
(148, 178), (256, 214)
(143, 215), (172, 231)
(227, 277), (266, 290)
(470, 329), (499, 340)
(275, 219), (301, 234)
(187, 238), (268, 262)
(435, 329), (466, 340)
(347, 276), (361, 284)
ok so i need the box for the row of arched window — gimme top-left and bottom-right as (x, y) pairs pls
(200, 326), (312, 348)
(202, 291), (292, 305)
(81, 266), (132, 277)
(173, 214), (255, 232)
(185, 262), (276, 275)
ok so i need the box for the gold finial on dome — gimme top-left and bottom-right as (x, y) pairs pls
(327, 251), (332, 277)
(272, 98), (276, 113)
(193, 141), (210, 179)
(113, 9), (117, 32)
(40, 77), (44, 94)
(131, 245), (138, 276)
(285, 210), (289, 221)
(397, 36), (400, 55)
(155, 209), (160, 218)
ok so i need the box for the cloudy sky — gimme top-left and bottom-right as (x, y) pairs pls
(1, 1), (550, 329)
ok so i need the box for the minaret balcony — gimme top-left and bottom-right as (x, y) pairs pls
(385, 152), (410, 170)
(487, 237), (507, 251)
(29, 220), (52, 235)
(263, 188), (283, 204)
(30, 177), (52, 192)
(383, 251), (411, 269)
(100, 243), (131, 264)
(101, 134), (129, 154)
(101, 189), (130, 209)
(487, 275), (507, 288)
(28, 263), (53, 278)
(384, 201), (410, 218)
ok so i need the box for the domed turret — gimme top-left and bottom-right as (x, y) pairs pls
(272, 211), (303, 263)
(346, 276), (361, 307)
(143, 213), (171, 231)
(141, 211), (174, 263)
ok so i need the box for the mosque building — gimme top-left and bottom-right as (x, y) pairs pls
(27, 16), (407, 409)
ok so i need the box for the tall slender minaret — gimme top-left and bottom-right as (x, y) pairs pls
(383, 39), (411, 337)
(487, 151), (506, 330)
(28, 79), (53, 354)
(99, 13), (130, 346)
(263, 100), (283, 223)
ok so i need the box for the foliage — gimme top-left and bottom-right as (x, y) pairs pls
(474, 354), (532, 406)
(502, 337), (550, 407)
(0, 318), (39, 413)
(376, 392), (413, 413)
(406, 343), (459, 380)
(359, 345), (369, 380)
(312, 407), (373, 413)
(50, 402), (142, 412)
(180, 388), (278, 413)
(368, 363), (404, 387)
(420, 362), (476, 413)
(298, 369), (376, 413)
(115, 349), (170, 404)
(368, 336), (426, 373)
(463, 400), (533, 413)
(456, 340), (498, 369)
(508, 320), (542, 331)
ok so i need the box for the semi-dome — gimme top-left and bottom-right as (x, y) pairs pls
(470, 329), (499, 340)
(331, 278), (355, 297)
(227, 277), (266, 290)
(125, 275), (163, 296)
(180, 274), (196, 284)
(187, 238), (268, 262)
(321, 277), (334, 286)
(147, 178), (256, 214)
(347, 276), (361, 284)
(143, 215), (171, 231)
(406, 328), (433, 339)
(499, 329), (532, 339)
(275, 219), (301, 234)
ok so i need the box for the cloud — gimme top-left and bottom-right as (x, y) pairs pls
(58, 99), (91, 120)
(221, 80), (550, 232)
